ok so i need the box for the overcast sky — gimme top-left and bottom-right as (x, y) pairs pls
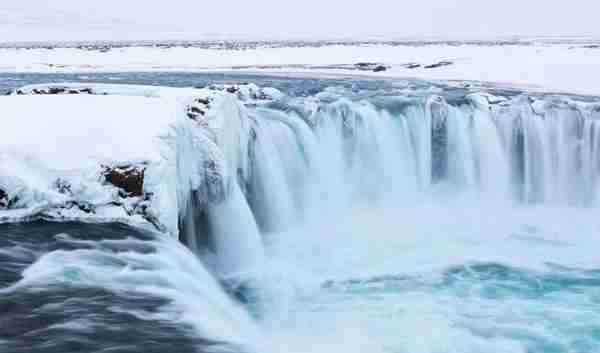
(1, 0), (599, 41)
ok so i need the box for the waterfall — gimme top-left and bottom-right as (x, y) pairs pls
(180, 87), (600, 277)
(207, 182), (265, 276)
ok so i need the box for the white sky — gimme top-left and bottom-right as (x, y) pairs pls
(1, 0), (599, 42)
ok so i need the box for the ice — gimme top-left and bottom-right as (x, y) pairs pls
(3, 80), (600, 280)
(0, 84), (249, 237)
(1, 43), (600, 94)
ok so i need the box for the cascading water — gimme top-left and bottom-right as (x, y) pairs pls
(207, 182), (264, 276)
(0, 221), (261, 353)
(228, 89), (600, 234)
(192, 84), (600, 353)
(3, 73), (600, 353)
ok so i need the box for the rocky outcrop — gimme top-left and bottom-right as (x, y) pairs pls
(14, 86), (95, 95)
(354, 62), (389, 72)
(424, 61), (453, 69)
(187, 97), (212, 120)
(401, 63), (421, 69)
(0, 189), (8, 209)
(205, 83), (283, 101)
(102, 165), (146, 197)
(0, 188), (18, 210)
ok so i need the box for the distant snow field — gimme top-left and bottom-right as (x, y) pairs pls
(1, 43), (599, 95)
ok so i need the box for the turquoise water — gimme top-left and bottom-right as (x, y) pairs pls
(2, 73), (600, 353)
(249, 205), (600, 353)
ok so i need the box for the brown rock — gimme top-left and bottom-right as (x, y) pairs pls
(103, 165), (145, 197)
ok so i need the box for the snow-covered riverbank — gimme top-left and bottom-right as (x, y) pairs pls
(1, 43), (599, 95)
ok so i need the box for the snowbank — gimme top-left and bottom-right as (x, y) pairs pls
(1, 95), (175, 170)
(0, 83), (265, 236)
(1, 44), (600, 95)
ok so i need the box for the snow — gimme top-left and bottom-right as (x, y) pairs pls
(0, 83), (252, 236)
(0, 81), (284, 236)
(1, 95), (176, 170)
(1, 44), (600, 95)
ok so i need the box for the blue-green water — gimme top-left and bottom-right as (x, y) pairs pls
(247, 205), (600, 353)
(0, 71), (529, 100)
(1, 72), (600, 353)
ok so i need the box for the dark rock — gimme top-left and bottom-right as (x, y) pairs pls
(54, 179), (73, 195)
(187, 97), (212, 120)
(63, 201), (95, 214)
(355, 62), (376, 68)
(48, 87), (66, 94)
(0, 189), (18, 210)
(19, 86), (95, 96)
(402, 63), (421, 69)
(424, 61), (454, 69)
(354, 62), (389, 72)
(103, 165), (145, 197)
(0, 189), (8, 209)
(29, 87), (68, 95)
(190, 106), (205, 115)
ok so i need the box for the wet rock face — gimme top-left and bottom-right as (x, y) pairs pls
(0, 189), (8, 209)
(0, 189), (18, 210)
(103, 165), (145, 197)
(187, 97), (212, 121)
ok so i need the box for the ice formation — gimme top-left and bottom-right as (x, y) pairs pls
(2, 81), (600, 276)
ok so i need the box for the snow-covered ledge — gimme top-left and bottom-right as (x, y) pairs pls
(0, 83), (276, 236)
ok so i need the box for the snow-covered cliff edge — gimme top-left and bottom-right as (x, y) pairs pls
(0, 83), (276, 237)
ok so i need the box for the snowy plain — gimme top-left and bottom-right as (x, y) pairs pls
(1, 43), (600, 95)
(1, 94), (175, 170)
